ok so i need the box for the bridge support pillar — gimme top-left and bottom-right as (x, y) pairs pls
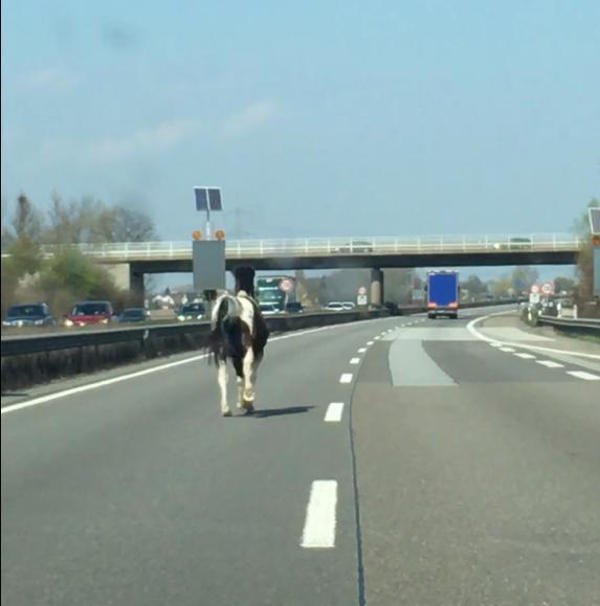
(129, 266), (145, 305)
(233, 266), (255, 298)
(370, 268), (384, 307)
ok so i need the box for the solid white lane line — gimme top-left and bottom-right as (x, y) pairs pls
(300, 480), (338, 548)
(324, 402), (345, 422)
(467, 314), (600, 360)
(349, 357), (360, 365)
(514, 353), (536, 359)
(499, 347), (515, 352)
(357, 347), (367, 353)
(1, 353), (210, 415)
(339, 373), (353, 384)
(536, 360), (564, 368)
(567, 371), (600, 381)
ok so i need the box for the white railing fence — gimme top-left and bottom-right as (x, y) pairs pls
(9, 233), (577, 261)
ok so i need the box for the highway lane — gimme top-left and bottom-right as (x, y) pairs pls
(2, 309), (599, 605)
(1, 316), (396, 606)
(353, 312), (600, 605)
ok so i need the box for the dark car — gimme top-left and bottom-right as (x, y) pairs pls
(118, 308), (149, 323)
(3, 303), (55, 328)
(177, 302), (206, 321)
(383, 301), (400, 316)
(285, 302), (304, 313)
(64, 300), (114, 327)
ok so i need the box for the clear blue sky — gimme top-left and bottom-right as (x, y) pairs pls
(2, 1), (598, 242)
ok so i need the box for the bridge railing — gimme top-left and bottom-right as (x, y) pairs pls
(29, 233), (580, 260)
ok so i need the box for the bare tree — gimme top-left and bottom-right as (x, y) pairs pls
(11, 193), (43, 241)
(45, 191), (87, 244)
(43, 193), (159, 244)
(105, 206), (158, 242)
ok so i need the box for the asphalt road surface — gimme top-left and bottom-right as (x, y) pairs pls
(2, 308), (599, 605)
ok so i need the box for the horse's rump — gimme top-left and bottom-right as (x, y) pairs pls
(209, 295), (249, 363)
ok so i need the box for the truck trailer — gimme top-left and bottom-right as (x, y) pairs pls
(426, 271), (459, 319)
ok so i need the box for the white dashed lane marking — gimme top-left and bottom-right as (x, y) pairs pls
(499, 347), (515, 352)
(366, 341), (374, 346)
(349, 358), (360, 365)
(567, 370), (600, 381)
(536, 360), (564, 368)
(514, 353), (536, 359)
(300, 480), (338, 548)
(324, 402), (345, 422)
(339, 373), (353, 384)
(357, 347), (367, 353)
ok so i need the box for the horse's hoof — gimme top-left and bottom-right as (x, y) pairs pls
(222, 410), (232, 417)
(242, 401), (255, 414)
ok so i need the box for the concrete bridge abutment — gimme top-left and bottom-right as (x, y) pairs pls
(370, 268), (384, 307)
(104, 263), (145, 305)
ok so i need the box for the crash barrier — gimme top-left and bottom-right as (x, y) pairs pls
(1, 309), (391, 391)
(536, 314), (600, 337)
(521, 304), (600, 336)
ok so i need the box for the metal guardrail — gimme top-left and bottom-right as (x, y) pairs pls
(0, 310), (387, 358)
(0, 300), (519, 358)
(0, 322), (209, 357)
(1, 309), (392, 391)
(537, 314), (600, 334)
(0, 233), (578, 262)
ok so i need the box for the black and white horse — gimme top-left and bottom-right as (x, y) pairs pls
(208, 290), (269, 416)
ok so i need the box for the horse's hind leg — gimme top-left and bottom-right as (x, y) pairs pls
(217, 359), (232, 417)
(241, 348), (256, 412)
(232, 357), (245, 410)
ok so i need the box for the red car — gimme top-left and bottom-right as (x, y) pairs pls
(64, 300), (114, 327)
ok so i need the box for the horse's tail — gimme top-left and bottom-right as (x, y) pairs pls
(208, 295), (243, 363)
(211, 294), (240, 331)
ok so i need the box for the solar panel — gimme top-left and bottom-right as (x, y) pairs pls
(194, 187), (208, 211)
(194, 187), (223, 212)
(208, 188), (223, 211)
(589, 207), (600, 235)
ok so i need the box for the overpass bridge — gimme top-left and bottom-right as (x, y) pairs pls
(71, 232), (579, 270)
(39, 232), (580, 303)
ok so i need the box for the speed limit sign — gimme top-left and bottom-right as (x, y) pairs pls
(279, 278), (294, 292)
(541, 282), (554, 295)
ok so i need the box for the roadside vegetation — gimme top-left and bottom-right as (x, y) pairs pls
(1, 192), (158, 318)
